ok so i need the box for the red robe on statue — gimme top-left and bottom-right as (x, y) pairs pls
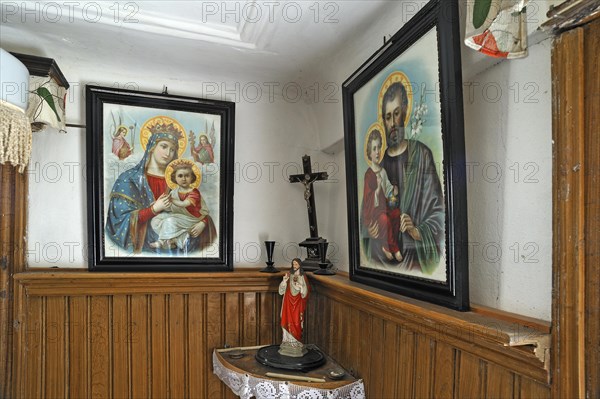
(280, 275), (309, 342)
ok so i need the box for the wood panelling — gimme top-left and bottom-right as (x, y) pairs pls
(367, 316), (385, 399)
(381, 320), (400, 398)
(23, 296), (42, 399)
(433, 341), (455, 398)
(206, 292), (224, 398)
(187, 294), (205, 397)
(552, 16), (600, 399)
(130, 295), (149, 399)
(552, 26), (585, 399)
(69, 296), (89, 398)
(456, 352), (484, 398)
(414, 335), (434, 398)
(169, 294), (186, 399)
(0, 164), (28, 399)
(486, 363), (514, 398)
(91, 296), (110, 398)
(10, 270), (555, 398)
(519, 377), (552, 399)
(46, 296), (67, 399)
(583, 15), (600, 399)
(112, 295), (129, 398)
(308, 274), (551, 399)
(398, 324), (416, 397)
(12, 271), (282, 399)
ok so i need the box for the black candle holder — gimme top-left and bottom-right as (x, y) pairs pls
(314, 241), (335, 275)
(260, 240), (278, 273)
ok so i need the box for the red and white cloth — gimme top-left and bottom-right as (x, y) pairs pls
(465, 0), (530, 59)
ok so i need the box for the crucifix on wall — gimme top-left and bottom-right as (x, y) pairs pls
(289, 155), (333, 271)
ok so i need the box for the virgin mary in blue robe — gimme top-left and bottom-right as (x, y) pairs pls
(105, 128), (216, 255)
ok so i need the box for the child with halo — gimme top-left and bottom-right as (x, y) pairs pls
(150, 159), (213, 250)
(361, 124), (403, 262)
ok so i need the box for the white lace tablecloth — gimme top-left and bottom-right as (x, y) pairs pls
(213, 350), (366, 399)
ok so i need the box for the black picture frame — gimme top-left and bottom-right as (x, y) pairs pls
(342, 0), (469, 310)
(86, 85), (235, 271)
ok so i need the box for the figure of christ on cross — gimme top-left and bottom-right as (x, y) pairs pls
(289, 155), (333, 272)
(289, 155), (328, 238)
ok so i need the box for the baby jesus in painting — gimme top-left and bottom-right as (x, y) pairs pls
(361, 127), (403, 262)
(150, 160), (210, 250)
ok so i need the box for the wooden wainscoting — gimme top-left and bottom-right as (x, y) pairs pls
(307, 274), (551, 399)
(11, 271), (283, 399)
(0, 164), (28, 398)
(11, 270), (552, 399)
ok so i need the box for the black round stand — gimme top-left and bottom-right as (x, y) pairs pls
(260, 261), (278, 273)
(313, 262), (335, 275)
(255, 345), (325, 372)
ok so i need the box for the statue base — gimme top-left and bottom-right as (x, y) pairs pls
(255, 345), (325, 372)
(278, 341), (307, 357)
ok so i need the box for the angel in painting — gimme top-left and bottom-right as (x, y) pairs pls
(190, 121), (216, 164)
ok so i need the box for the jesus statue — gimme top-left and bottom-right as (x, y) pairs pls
(278, 258), (309, 357)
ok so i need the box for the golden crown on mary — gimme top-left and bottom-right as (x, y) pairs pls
(149, 122), (184, 141)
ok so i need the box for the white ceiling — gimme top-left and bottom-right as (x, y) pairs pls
(0, 1), (392, 82)
(1, 0), (557, 89)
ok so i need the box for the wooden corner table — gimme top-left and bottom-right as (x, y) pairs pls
(213, 345), (365, 399)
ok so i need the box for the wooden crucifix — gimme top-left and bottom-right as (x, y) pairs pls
(289, 155), (333, 272)
(289, 155), (328, 238)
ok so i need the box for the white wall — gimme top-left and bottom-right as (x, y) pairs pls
(307, 2), (553, 321)
(463, 40), (553, 321)
(26, 64), (329, 268)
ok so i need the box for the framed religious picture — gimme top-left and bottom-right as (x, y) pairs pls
(342, 0), (469, 310)
(86, 86), (235, 271)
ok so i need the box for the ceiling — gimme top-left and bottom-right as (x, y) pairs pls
(0, 1), (392, 82)
(1, 0), (556, 92)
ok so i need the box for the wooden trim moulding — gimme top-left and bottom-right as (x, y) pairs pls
(13, 269), (284, 296)
(470, 303), (551, 334)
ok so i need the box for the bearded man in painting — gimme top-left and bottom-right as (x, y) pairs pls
(367, 76), (445, 275)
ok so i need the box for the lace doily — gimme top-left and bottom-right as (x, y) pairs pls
(213, 351), (365, 399)
(0, 100), (32, 173)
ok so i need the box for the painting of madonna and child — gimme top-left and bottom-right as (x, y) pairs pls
(352, 28), (448, 283)
(102, 104), (221, 259)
